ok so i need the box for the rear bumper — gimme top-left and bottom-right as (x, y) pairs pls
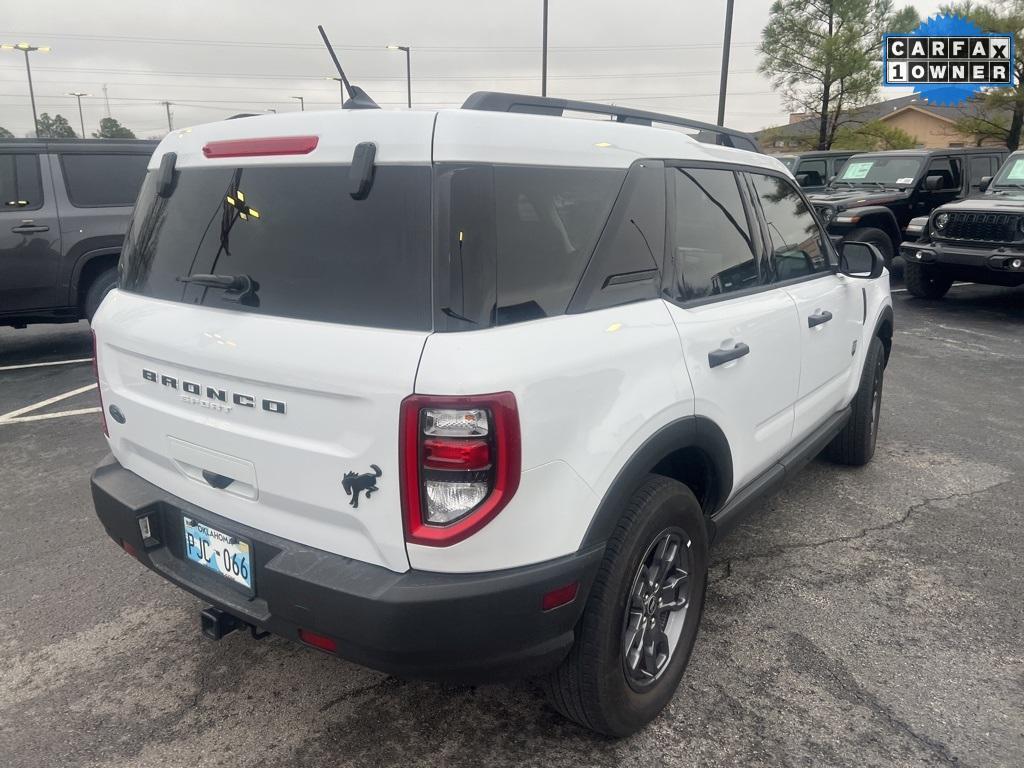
(91, 456), (603, 682)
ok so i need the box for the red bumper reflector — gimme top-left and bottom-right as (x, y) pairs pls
(298, 628), (338, 653)
(423, 438), (491, 470)
(542, 582), (579, 612)
(120, 539), (139, 559)
(202, 135), (319, 159)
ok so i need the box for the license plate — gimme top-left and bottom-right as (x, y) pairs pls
(183, 516), (253, 590)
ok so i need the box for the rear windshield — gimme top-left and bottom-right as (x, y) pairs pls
(121, 164), (432, 330)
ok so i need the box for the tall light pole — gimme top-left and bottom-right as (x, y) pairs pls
(541, 1), (549, 96)
(291, 96), (305, 111)
(386, 45), (412, 108)
(325, 76), (344, 106)
(67, 92), (90, 137)
(161, 101), (173, 132)
(1, 42), (50, 137)
(716, 0), (735, 126)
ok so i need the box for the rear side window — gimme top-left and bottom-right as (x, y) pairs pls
(0, 154), (44, 211)
(749, 172), (831, 281)
(436, 164), (625, 328)
(121, 164), (433, 331)
(60, 153), (150, 207)
(668, 167), (760, 301)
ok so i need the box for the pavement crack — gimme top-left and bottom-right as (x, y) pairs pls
(714, 481), (1012, 576)
(318, 676), (402, 713)
(786, 632), (967, 767)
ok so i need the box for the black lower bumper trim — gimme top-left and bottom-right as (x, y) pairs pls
(91, 456), (603, 682)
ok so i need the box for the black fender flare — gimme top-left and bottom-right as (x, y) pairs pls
(871, 303), (895, 367)
(580, 415), (733, 548)
(839, 207), (902, 252)
(68, 237), (124, 305)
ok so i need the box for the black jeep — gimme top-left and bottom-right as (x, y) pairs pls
(899, 150), (1024, 299)
(1, 137), (157, 328)
(777, 150), (857, 193)
(807, 147), (1008, 265)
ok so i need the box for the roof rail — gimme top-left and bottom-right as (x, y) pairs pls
(461, 91), (762, 154)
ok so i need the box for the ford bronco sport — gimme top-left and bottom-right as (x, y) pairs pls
(900, 150), (1024, 298)
(1, 137), (157, 328)
(808, 147), (1008, 266)
(89, 92), (894, 736)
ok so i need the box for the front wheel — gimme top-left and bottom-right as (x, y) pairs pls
(846, 227), (895, 270)
(545, 475), (708, 736)
(904, 260), (953, 299)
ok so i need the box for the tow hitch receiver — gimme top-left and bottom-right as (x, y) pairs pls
(200, 606), (243, 640)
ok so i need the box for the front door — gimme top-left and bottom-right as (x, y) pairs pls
(0, 151), (62, 314)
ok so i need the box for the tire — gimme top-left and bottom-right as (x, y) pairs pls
(846, 227), (895, 269)
(545, 475), (708, 736)
(83, 266), (118, 322)
(903, 260), (953, 299)
(827, 336), (885, 466)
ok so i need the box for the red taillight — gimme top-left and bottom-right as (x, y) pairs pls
(298, 628), (337, 653)
(400, 393), (521, 547)
(92, 330), (108, 437)
(202, 136), (319, 159)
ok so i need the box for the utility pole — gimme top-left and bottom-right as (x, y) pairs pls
(716, 0), (735, 126)
(541, 0), (549, 96)
(103, 84), (111, 117)
(162, 101), (173, 132)
(67, 92), (89, 137)
(291, 96), (305, 111)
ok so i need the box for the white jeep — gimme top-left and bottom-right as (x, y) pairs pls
(90, 92), (893, 736)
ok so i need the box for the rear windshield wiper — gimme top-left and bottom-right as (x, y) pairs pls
(177, 273), (259, 305)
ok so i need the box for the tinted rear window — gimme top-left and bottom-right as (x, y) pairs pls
(0, 153), (44, 211)
(121, 164), (432, 331)
(437, 164), (625, 327)
(61, 153), (150, 206)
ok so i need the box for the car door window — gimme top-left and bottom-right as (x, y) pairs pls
(925, 157), (960, 190)
(668, 167), (761, 302)
(796, 159), (826, 188)
(749, 172), (831, 282)
(0, 154), (44, 212)
(968, 156), (993, 189)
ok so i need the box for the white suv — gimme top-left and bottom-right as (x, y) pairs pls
(90, 93), (893, 736)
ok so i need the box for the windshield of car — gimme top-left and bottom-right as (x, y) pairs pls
(835, 156), (924, 187)
(777, 156), (797, 170)
(990, 155), (1024, 193)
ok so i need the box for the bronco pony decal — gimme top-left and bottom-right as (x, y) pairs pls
(342, 464), (383, 508)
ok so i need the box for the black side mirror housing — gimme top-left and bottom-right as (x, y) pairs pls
(924, 174), (944, 191)
(839, 240), (884, 279)
(795, 172), (810, 187)
(979, 175), (992, 192)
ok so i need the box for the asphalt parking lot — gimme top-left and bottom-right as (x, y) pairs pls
(1, 282), (1021, 768)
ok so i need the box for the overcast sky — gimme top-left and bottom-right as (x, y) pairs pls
(1, 0), (945, 139)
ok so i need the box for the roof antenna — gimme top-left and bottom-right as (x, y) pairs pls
(317, 24), (379, 110)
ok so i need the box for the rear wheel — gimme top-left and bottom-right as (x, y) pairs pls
(545, 475), (708, 736)
(827, 336), (885, 466)
(846, 227), (895, 269)
(83, 266), (118, 322)
(904, 261), (953, 299)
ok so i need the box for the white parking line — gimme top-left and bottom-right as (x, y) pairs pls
(0, 357), (93, 372)
(0, 383), (98, 423)
(0, 407), (102, 425)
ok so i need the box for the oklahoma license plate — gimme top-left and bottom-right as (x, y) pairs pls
(183, 516), (253, 590)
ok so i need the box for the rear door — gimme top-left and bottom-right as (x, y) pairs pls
(93, 130), (436, 573)
(661, 163), (801, 491)
(0, 149), (62, 313)
(747, 171), (862, 441)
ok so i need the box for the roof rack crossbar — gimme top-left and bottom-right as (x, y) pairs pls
(461, 92), (761, 153)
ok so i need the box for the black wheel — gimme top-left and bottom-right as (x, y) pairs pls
(83, 266), (118, 322)
(846, 227), (895, 269)
(545, 475), (708, 736)
(904, 260), (953, 299)
(827, 336), (885, 466)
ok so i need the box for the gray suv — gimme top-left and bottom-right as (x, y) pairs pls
(1, 138), (156, 328)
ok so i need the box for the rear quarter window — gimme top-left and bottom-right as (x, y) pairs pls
(60, 153), (151, 207)
(0, 153), (44, 211)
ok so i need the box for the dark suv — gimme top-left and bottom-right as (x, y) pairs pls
(807, 147), (1008, 265)
(899, 150), (1024, 298)
(1, 137), (157, 328)
(777, 150), (857, 193)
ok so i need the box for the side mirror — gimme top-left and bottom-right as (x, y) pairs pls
(795, 172), (811, 187)
(839, 240), (884, 279)
(828, 175), (837, 185)
(979, 175), (992, 192)
(924, 174), (944, 191)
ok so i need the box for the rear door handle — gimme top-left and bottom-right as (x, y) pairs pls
(11, 223), (49, 234)
(808, 310), (833, 328)
(708, 342), (750, 368)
